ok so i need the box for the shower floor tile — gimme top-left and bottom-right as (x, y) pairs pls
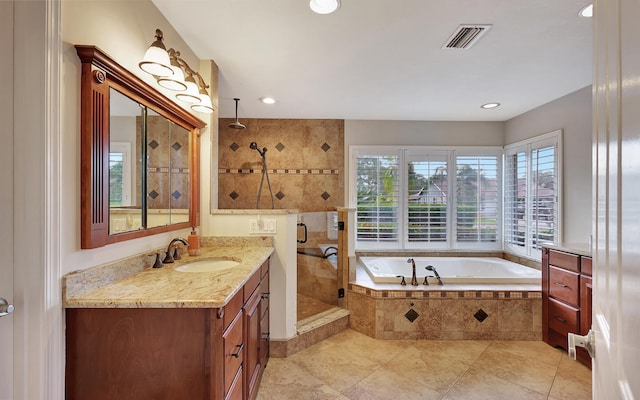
(298, 293), (335, 321)
(257, 329), (592, 400)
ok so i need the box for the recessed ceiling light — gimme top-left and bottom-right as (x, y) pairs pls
(259, 97), (277, 104)
(579, 4), (593, 18)
(309, 0), (340, 15)
(481, 102), (501, 109)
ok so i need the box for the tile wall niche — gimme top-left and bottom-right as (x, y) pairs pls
(218, 118), (344, 211)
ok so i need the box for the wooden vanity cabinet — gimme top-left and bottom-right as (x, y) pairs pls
(542, 248), (592, 368)
(65, 260), (270, 400)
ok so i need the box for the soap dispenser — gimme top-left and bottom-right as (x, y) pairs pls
(188, 227), (201, 256)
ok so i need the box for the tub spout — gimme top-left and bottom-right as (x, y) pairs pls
(425, 265), (444, 285)
(407, 258), (419, 286)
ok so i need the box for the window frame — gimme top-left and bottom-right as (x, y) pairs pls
(503, 130), (563, 260)
(350, 145), (503, 251)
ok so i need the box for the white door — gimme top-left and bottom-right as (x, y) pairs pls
(592, 0), (640, 398)
(0, 1), (14, 399)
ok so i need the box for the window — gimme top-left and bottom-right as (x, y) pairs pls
(354, 152), (400, 246)
(351, 146), (502, 250)
(504, 131), (562, 259)
(109, 142), (132, 207)
(455, 153), (500, 245)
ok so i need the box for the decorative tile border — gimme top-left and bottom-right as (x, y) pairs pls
(219, 168), (339, 175)
(348, 283), (541, 299)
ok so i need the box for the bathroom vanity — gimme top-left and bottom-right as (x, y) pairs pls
(64, 243), (272, 400)
(542, 245), (592, 368)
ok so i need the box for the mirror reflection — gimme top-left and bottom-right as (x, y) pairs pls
(108, 88), (191, 235)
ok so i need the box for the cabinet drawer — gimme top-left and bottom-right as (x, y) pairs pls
(581, 257), (592, 276)
(244, 269), (261, 303)
(549, 265), (579, 306)
(223, 312), (244, 395)
(224, 366), (243, 400)
(223, 289), (244, 330)
(261, 260), (269, 279)
(549, 250), (580, 272)
(548, 298), (579, 336)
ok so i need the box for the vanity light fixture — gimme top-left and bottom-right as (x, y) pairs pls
(139, 29), (214, 114)
(481, 102), (501, 109)
(579, 4), (593, 18)
(139, 29), (173, 77)
(310, 0), (341, 14)
(259, 96), (277, 104)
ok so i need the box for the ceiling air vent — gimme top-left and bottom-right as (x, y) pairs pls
(442, 24), (492, 49)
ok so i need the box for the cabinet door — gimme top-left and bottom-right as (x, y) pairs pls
(578, 274), (593, 368)
(244, 287), (261, 400)
(260, 274), (270, 367)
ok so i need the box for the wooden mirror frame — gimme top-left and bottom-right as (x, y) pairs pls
(76, 45), (206, 249)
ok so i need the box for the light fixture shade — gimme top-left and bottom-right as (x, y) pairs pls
(157, 64), (187, 91)
(191, 93), (214, 114)
(310, 0), (341, 14)
(139, 30), (173, 77)
(175, 77), (200, 103)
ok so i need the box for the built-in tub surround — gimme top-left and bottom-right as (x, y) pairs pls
(63, 236), (273, 308)
(348, 254), (541, 340)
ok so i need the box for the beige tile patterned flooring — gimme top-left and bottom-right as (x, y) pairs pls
(257, 329), (591, 400)
(298, 293), (336, 321)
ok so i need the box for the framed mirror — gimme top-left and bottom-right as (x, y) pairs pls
(76, 45), (206, 249)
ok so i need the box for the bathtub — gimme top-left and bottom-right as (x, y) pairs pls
(359, 256), (540, 284)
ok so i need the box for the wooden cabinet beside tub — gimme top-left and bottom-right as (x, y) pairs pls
(65, 260), (270, 400)
(542, 247), (592, 368)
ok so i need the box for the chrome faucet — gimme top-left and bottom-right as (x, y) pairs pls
(406, 258), (419, 286)
(163, 237), (189, 263)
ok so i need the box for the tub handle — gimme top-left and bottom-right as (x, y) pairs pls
(396, 275), (407, 285)
(554, 282), (569, 288)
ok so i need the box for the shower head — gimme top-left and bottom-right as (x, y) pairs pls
(250, 142), (266, 157)
(228, 98), (246, 130)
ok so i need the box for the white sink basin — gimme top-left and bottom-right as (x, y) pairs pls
(175, 259), (240, 273)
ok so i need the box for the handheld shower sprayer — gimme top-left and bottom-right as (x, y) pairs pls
(250, 142), (267, 157)
(249, 142), (274, 209)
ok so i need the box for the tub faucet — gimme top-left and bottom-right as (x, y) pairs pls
(164, 237), (189, 263)
(406, 258), (419, 286)
(425, 265), (444, 285)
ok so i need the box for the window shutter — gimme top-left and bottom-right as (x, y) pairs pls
(407, 156), (448, 244)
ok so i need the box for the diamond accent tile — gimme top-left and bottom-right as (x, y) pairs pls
(321, 191), (331, 200)
(230, 142), (240, 151)
(172, 190), (181, 199)
(404, 309), (419, 323)
(275, 142), (285, 152)
(229, 191), (239, 200)
(148, 190), (159, 199)
(148, 140), (159, 150)
(172, 142), (182, 151)
(321, 142), (331, 152)
(275, 191), (285, 200)
(474, 309), (489, 323)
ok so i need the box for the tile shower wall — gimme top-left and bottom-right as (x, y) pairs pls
(218, 119), (344, 211)
(138, 116), (190, 210)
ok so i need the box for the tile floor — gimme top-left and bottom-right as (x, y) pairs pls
(257, 329), (591, 400)
(298, 293), (336, 321)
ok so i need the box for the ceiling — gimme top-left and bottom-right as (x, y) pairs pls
(152, 0), (593, 122)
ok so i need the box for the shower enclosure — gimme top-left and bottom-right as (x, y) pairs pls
(296, 211), (340, 321)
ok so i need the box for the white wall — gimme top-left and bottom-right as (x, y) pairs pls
(60, 0), (212, 275)
(505, 86), (592, 244)
(207, 213), (298, 340)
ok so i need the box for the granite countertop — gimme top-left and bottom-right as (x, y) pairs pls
(542, 242), (592, 257)
(64, 245), (274, 309)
